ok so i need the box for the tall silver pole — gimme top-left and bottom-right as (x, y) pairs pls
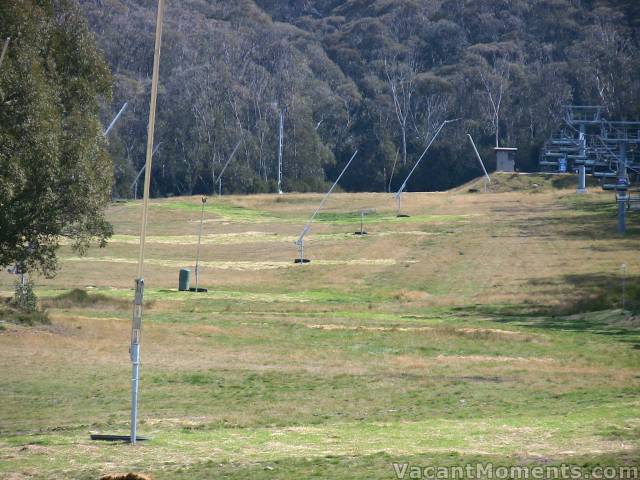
(577, 165), (586, 194)
(194, 197), (206, 292)
(278, 110), (284, 194)
(617, 143), (628, 234)
(131, 0), (164, 445)
(622, 263), (627, 311)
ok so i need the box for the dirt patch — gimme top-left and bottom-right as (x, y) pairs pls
(62, 256), (401, 271)
(392, 290), (433, 302)
(16, 444), (51, 455)
(308, 324), (433, 332)
(307, 324), (534, 342)
(435, 354), (555, 364)
(100, 474), (153, 480)
(451, 327), (536, 342)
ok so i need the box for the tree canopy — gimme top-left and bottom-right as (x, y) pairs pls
(66, 0), (640, 195)
(0, 0), (113, 276)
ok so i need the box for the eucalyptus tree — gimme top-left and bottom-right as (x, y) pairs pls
(0, 0), (113, 277)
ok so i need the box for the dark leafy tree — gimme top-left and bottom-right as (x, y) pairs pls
(0, 0), (112, 276)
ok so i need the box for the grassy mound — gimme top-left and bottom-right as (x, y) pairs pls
(43, 288), (133, 310)
(0, 305), (50, 326)
(456, 172), (600, 193)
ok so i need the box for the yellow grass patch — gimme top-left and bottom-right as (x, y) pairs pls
(61, 256), (401, 270)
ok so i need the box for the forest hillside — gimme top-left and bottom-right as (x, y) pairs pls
(80, 0), (640, 196)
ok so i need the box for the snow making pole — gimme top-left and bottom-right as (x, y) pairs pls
(130, 143), (162, 199)
(130, 0), (164, 445)
(467, 134), (491, 192)
(394, 119), (459, 216)
(295, 150), (359, 263)
(278, 110), (284, 194)
(194, 197), (207, 292)
(216, 140), (242, 197)
(104, 102), (129, 136)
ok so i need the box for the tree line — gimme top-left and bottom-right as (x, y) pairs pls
(78, 0), (640, 196)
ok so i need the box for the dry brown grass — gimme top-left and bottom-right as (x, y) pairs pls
(2, 189), (632, 310)
(1, 189), (639, 478)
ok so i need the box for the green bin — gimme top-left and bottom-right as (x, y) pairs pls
(178, 268), (191, 291)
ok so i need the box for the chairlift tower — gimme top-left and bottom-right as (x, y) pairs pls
(541, 105), (640, 233)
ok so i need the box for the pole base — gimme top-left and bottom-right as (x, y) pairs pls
(353, 231), (368, 235)
(576, 188), (587, 194)
(90, 434), (150, 442)
(397, 214), (411, 218)
(188, 287), (208, 292)
(294, 258), (311, 264)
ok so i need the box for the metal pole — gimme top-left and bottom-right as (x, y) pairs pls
(394, 119), (460, 213)
(131, 0), (164, 445)
(617, 143), (628, 234)
(622, 263), (627, 311)
(278, 110), (284, 194)
(618, 194), (627, 234)
(194, 197), (206, 292)
(130, 279), (143, 445)
(215, 140), (242, 197)
(467, 134), (491, 186)
(579, 124), (586, 159)
(130, 143), (161, 199)
(577, 165), (586, 194)
(0, 38), (10, 70)
(104, 102), (128, 136)
(360, 211), (364, 235)
(295, 150), (359, 261)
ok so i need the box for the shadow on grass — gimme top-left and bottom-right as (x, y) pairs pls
(520, 197), (640, 240)
(455, 272), (640, 347)
(0, 305), (50, 326)
(41, 288), (149, 310)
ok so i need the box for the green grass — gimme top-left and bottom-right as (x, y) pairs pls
(0, 306), (50, 326)
(153, 200), (279, 222)
(1, 190), (639, 479)
(313, 211), (469, 225)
